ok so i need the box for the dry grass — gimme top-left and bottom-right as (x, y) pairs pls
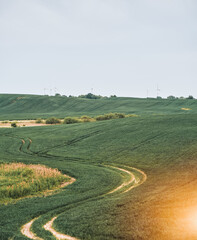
(0, 163), (70, 204)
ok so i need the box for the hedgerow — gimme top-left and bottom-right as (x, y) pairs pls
(45, 117), (61, 124)
(35, 118), (43, 123)
(63, 117), (81, 124)
(95, 113), (126, 121)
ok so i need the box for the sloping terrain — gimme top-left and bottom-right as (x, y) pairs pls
(0, 112), (197, 239)
(0, 94), (196, 120)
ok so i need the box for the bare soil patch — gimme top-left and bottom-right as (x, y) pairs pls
(0, 120), (49, 128)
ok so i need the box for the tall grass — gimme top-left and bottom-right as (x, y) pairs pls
(0, 163), (69, 203)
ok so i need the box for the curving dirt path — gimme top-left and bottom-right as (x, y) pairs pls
(19, 135), (76, 240)
(20, 177), (76, 240)
(105, 165), (136, 194)
(20, 164), (146, 240)
(104, 165), (147, 194)
(124, 166), (147, 193)
(21, 218), (43, 240)
(39, 165), (147, 240)
(19, 137), (147, 240)
(44, 217), (79, 240)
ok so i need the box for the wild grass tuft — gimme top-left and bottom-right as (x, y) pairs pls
(0, 163), (69, 203)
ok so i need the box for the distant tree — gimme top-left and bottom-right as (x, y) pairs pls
(55, 93), (61, 97)
(157, 96), (162, 99)
(78, 93), (102, 99)
(86, 93), (94, 99)
(167, 95), (176, 100)
(187, 95), (195, 99)
(110, 95), (117, 98)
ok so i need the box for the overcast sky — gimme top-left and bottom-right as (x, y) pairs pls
(0, 0), (197, 98)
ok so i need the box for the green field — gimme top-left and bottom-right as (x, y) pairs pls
(0, 94), (197, 239)
(0, 94), (196, 120)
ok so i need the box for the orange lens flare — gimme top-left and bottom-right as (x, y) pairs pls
(185, 211), (197, 231)
(178, 207), (197, 235)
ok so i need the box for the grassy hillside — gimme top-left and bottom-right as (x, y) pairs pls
(0, 113), (197, 239)
(0, 94), (196, 120)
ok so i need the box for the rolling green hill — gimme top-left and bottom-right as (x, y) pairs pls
(0, 94), (196, 120)
(0, 94), (197, 239)
(0, 112), (197, 239)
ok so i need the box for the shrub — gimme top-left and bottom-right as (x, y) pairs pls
(104, 113), (117, 120)
(11, 122), (17, 128)
(80, 115), (94, 122)
(63, 117), (80, 124)
(95, 115), (106, 121)
(167, 95), (176, 100)
(2, 121), (8, 123)
(35, 118), (43, 123)
(114, 113), (125, 118)
(95, 113), (125, 121)
(45, 117), (61, 124)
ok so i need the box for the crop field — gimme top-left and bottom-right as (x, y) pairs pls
(0, 95), (197, 239)
(0, 94), (197, 120)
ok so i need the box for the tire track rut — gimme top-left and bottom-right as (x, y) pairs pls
(2, 134), (147, 240)
(20, 163), (146, 240)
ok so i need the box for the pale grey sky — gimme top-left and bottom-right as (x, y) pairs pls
(0, 0), (197, 98)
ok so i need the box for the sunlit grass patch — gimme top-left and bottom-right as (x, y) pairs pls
(0, 163), (70, 204)
(181, 108), (192, 111)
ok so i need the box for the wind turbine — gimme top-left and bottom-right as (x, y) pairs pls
(44, 88), (48, 95)
(147, 89), (149, 98)
(156, 85), (161, 98)
(54, 87), (58, 95)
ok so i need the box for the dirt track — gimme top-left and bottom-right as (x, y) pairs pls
(21, 164), (146, 240)
(17, 135), (147, 240)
